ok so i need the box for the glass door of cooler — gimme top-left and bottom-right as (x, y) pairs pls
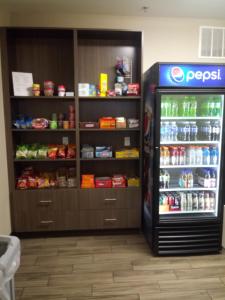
(159, 93), (224, 217)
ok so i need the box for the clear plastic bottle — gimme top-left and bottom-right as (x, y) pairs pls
(171, 122), (178, 141)
(213, 96), (221, 117)
(171, 99), (178, 116)
(190, 122), (198, 141)
(164, 97), (171, 117)
(195, 146), (203, 165)
(182, 96), (190, 117)
(184, 122), (191, 141)
(203, 147), (210, 165)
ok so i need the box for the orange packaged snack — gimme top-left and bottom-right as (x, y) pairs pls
(99, 117), (116, 129)
(81, 174), (95, 188)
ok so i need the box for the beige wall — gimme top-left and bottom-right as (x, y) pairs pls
(0, 12), (225, 233)
(0, 11), (11, 235)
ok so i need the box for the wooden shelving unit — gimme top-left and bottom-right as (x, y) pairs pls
(1, 27), (143, 233)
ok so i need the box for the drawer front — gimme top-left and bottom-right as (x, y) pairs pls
(79, 209), (141, 230)
(13, 189), (78, 232)
(79, 188), (141, 210)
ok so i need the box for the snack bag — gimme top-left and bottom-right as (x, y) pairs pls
(48, 145), (58, 160)
(16, 144), (28, 159)
(67, 144), (76, 158)
(58, 144), (66, 159)
(37, 145), (48, 159)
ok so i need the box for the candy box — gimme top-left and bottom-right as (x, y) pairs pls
(112, 175), (126, 188)
(78, 83), (90, 96)
(81, 174), (95, 188)
(95, 177), (112, 188)
(99, 73), (108, 97)
(127, 83), (140, 96)
(99, 117), (116, 129)
(116, 117), (126, 128)
(95, 146), (112, 158)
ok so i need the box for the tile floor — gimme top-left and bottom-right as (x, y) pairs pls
(15, 233), (225, 300)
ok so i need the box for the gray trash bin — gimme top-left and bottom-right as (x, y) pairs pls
(0, 236), (20, 300)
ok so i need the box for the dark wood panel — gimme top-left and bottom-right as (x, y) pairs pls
(7, 29), (75, 92)
(79, 188), (141, 210)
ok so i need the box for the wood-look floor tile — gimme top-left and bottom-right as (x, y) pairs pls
(175, 266), (225, 279)
(57, 245), (111, 255)
(42, 237), (78, 246)
(68, 295), (140, 300)
(189, 256), (225, 268)
(73, 261), (132, 273)
(114, 269), (176, 283)
(21, 248), (58, 256)
(16, 287), (24, 298)
(22, 286), (92, 298)
(76, 239), (127, 247)
(219, 277), (225, 284)
(20, 255), (38, 266)
(15, 273), (49, 288)
(35, 254), (93, 266)
(132, 258), (191, 271)
(159, 277), (224, 291)
(111, 244), (149, 254)
(94, 252), (151, 263)
(20, 297), (67, 300)
(17, 265), (73, 275)
(140, 290), (211, 300)
(49, 272), (113, 286)
(93, 281), (159, 297)
(21, 238), (45, 248)
(207, 288), (225, 299)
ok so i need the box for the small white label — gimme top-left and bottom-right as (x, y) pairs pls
(62, 136), (69, 145)
(124, 136), (130, 146)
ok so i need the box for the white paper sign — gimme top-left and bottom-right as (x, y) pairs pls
(12, 72), (33, 96)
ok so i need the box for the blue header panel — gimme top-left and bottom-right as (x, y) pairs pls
(159, 64), (225, 87)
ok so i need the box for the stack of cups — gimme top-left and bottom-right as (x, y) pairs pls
(44, 80), (54, 96)
(68, 105), (75, 128)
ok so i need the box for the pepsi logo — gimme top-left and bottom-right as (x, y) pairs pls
(170, 66), (184, 83)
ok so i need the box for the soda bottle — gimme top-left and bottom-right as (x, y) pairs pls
(187, 146), (195, 165)
(178, 122), (186, 141)
(190, 122), (198, 141)
(171, 122), (178, 141)
(192, 193), (199, 211)
(164, 171), (170, 188)
(204, 192), (210, 210)
(164, 97), (171, 117)
(160, 122), (165, 141)
(184, 122), (191, 141)
(180, 192), (187, 211)
(209, 192), (215, 210)
(211, 121), (220, 141)
(164, 147), (170, 165)
(204, 169), (211, 188)
(182, 96), (190, 117)
(170, 147), (178, 165)
(203, 121), (212, 141)
(187, 170), (194, 188)
(210, 169), (217, 188)
(198, 192), (205, 210)
(179, 146), (186, 165)
(213, 96), (221, 116)
(161, 101), (166, 117)
(159, 170), (164, 188)
(210, 147), (218, 165)
(187, 193), (193, 211)
(160, 147), (165, 165)
(189, 96), (197, 117)
(195, 146), (203, 165)
(171, 100), (178, 116)
(164, 122), (170, 141)
(203, 147), (210, 165)
(208, 97), (214, 116)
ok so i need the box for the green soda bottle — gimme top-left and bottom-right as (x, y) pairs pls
(164, 96), (171, 117)
(207, 96), (214, 116)
(182, 96), (190, 117)
(171, 98), (178, 116)
(213, 96), (221, 116)
(189, 96), (197, 117)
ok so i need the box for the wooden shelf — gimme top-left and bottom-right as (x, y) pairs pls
(79, 96), (141, 100)
(12, 128), (76, 132)
(11, 96), (75, 100)
(80, 157), (139, 161)
(80, 128), (140, 132)
(14, 158), (76, 163)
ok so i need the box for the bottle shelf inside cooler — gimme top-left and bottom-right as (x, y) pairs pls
(159, 187), (217, 192)
(161, 117), (221, 120)
(160, 164), (218, 169)
(159, 210), (215, 215)
(160, 141), (220, 145)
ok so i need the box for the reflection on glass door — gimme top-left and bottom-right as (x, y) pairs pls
(159, 94), (224, 216)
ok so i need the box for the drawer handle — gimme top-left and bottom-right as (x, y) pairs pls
(40, 220), (54, 224)
(104, 198), (117, 201)
(104, 218), (117, 222)
(39, 200), (52, 204)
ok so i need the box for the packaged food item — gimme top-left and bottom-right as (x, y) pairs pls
(37, 145), (48, 159)
(112, 175), (126, 188)
(16, 177), (28, 189)
(114, 83), (122, 96)
(58, 144), (66, 159)
(67, 168), (76, 188)
(95, 146), (112, 158)
(58, 85), (66, 97)
(107, 90), (116, 97)
(37, 176), (50, 189)
(44, 80), (54, 89)
(16, 145), (28, 159)
(57, 168), (67, 188)
(67, 144), (76, 158)
(127, 83), (140, 96)
(27, 176), (37, 188)
(79, 122), (99, 128)
(32, 84), (40, 96)
(78, 83), (90, 96)
(32, 118), (48, 129)
(44, 88), (54, 97)
(48, 145), (58, 160)
(127, 177), (140, 187)
(63, 120), (69, 129)
(69, 121), (75, 128)
(66, 92), (74, 96)
(99, 117), (116, 129)
(95, 177), (112, 188)
(89, 84), (96, 96)
(115, 148), (139, 158)
(27, 144), (38, 159)
(81, 174), (95, 188)
(81, 145), (94, 158)
(116, 117), (126, 128)
(127, 118), (139, 128)
(99, 73), (108, 97)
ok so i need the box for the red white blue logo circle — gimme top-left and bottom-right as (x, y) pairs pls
(170, 66), (184, 83)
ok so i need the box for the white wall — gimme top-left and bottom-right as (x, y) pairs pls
(0, 12), (225, 233)
(0, 11), (11, 235)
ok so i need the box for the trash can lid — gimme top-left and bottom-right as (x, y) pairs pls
(0, 242), (8, 257)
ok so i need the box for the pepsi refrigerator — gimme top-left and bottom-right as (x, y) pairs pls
(143, 62), (225, 255)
